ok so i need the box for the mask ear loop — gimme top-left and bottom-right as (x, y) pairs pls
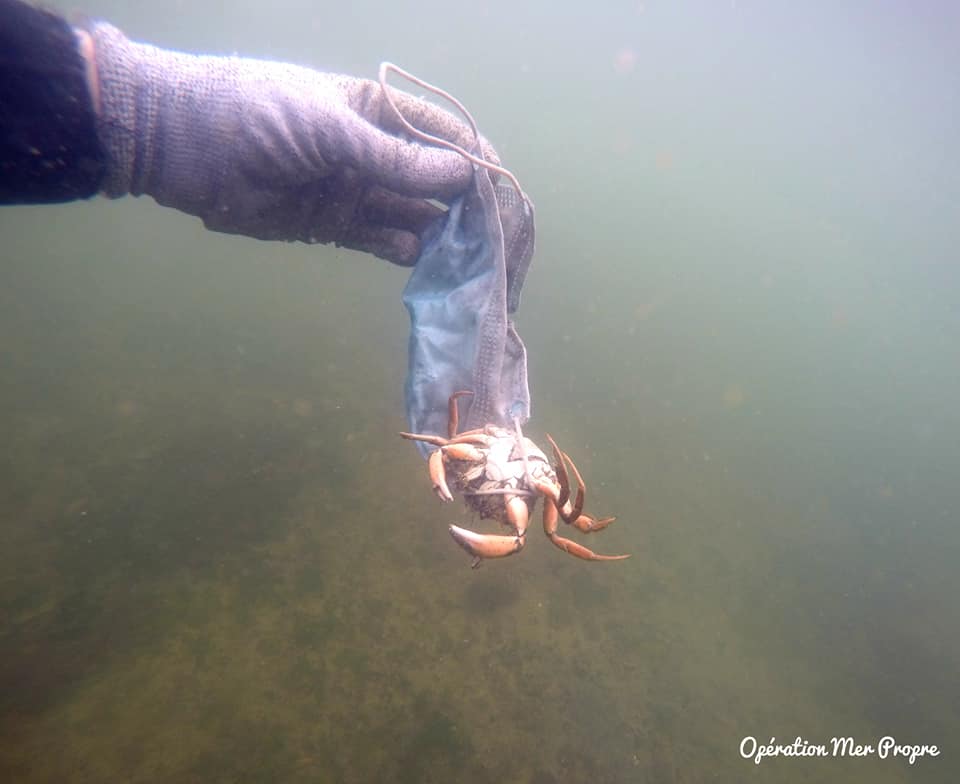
(381, 63), (533, 438)
(378, 62), (529, 208)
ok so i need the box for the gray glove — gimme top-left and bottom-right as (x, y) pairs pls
(87, 22), (497, 265)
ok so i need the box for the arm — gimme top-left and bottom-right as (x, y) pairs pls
(0, 0), (497, 265)
(0, 0), (105, 203)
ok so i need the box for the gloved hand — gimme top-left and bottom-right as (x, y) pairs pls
(85, 22), (498, 265)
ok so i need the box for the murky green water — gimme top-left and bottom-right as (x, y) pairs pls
(2, 1), (958, 782)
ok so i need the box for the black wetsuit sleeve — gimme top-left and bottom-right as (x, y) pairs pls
(0, 0), (105, 203)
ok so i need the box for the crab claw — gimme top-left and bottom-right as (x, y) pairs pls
(448, 525), (524, 567)
(428, 449), (453, 502)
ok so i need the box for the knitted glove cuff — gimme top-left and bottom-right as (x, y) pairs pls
(89, 22), (234, 214)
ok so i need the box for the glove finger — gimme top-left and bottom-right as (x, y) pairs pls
(338, 222), (422, 267)
(333, 113), (476, 201)
(361, 186), (445, 236)
(338, 80), (502, 195)
(332, 189), (444, 265)
(375, 88), (501, 169)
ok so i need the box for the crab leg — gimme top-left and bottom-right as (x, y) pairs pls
(448, 390), (474, 437)
(399, 432), (448, 448)
(544, 434), (571, 510)
(399, 432), (491, 503)
(506, 494), (529, 537)
(544, 435), (616, 532)
(541, 495), (630, 562)
(399, 431), (494, 448)
(400, 437), (488, 502)
(557, 448), (616, 532)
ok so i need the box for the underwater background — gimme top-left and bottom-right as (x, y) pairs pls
(2, 1), (958, 782)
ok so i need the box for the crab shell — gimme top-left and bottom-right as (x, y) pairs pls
(444, 426), (556, 526)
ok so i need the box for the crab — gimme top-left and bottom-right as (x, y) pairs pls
(400, 391), (630, 567)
